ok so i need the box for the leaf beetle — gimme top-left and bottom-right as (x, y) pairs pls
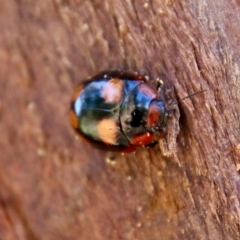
(70, 70), (170, 152)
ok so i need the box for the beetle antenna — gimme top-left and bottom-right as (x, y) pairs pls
(172, 89), (206, 105)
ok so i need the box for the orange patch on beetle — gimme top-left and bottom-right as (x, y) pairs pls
(130, 132), (154, 146)
(138, 83), (157, 99)
(71, 84), (85, 102)
(97, 118), (119, 145)
(69, 109), (79, 130)
(101, 78), (124, 103)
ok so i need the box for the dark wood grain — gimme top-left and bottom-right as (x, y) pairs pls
(0, 0), (239, 239)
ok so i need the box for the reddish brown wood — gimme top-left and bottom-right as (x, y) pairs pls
(0, 0), (239, 239)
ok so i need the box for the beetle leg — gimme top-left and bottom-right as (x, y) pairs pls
(156, 78), (164, 92)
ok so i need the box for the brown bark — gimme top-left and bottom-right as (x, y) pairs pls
(0, 0), (239, 239)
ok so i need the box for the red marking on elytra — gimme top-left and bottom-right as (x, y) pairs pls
(130, 133), (154, 146)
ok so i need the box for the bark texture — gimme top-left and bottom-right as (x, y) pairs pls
(0, 0), (240, 239)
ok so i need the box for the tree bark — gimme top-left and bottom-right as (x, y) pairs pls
(0, 0), (239, 239)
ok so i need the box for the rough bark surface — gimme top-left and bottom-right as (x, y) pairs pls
(0, 0), (239, 240)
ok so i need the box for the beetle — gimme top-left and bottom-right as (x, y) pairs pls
(69, 70), (169, 152)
